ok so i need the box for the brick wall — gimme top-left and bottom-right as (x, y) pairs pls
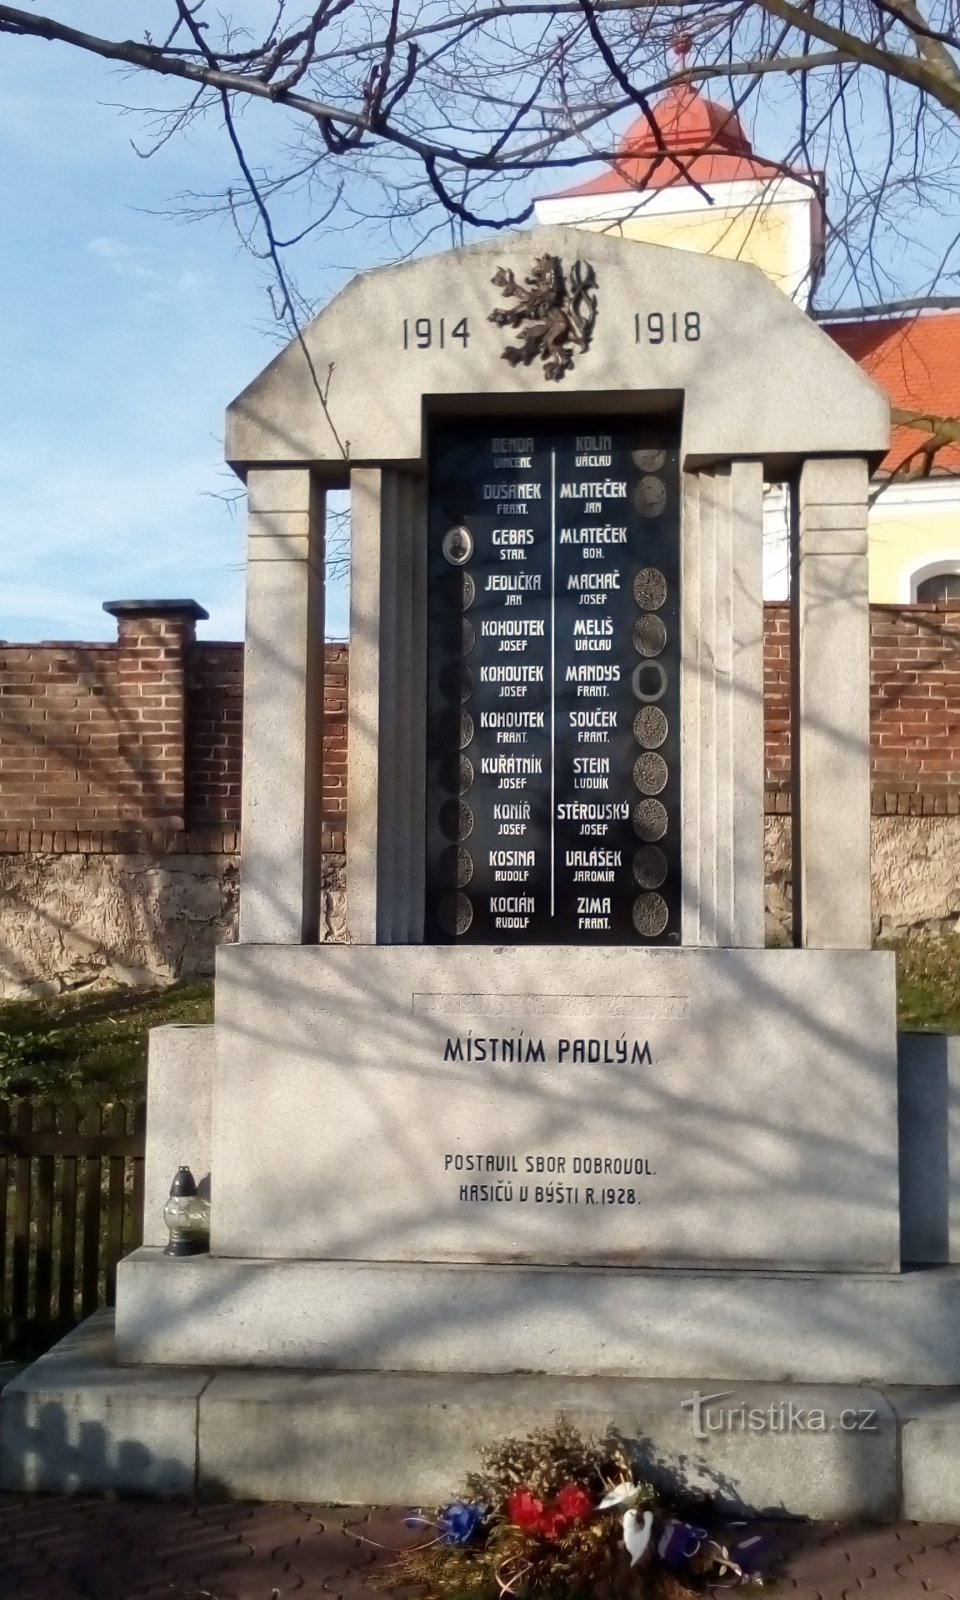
(763, 603), (791, 809)
(0, 607), (347, 856)
(2, 602), (959, 851)
(870, 605), (960, 813)
(185, 641), (243, 826)
(764, 602), (960, 814)
(1, 598), (958, 990)
(322, 643), (348, 855)
(0, 641), (118, 839)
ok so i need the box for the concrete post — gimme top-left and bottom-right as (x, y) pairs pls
(238, 469), (325, 944)
(792, 457), (871, 949)
(681, 461), (765, 947)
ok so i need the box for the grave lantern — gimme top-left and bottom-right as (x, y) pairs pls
(162, 1166), (210, 1257)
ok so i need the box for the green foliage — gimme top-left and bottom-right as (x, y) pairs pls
(0, 980), (213, 1104)
(0, 1026), (78, 1096)
(889, 934), (960, 1032)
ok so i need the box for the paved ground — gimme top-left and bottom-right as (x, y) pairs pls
(0, 1498), (956, 1599)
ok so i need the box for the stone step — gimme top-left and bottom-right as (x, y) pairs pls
(3, 1311), (960, 1521)
(115, 1248), (960, 1385)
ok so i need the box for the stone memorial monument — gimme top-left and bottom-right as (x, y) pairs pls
(5, 228), (960, 1521)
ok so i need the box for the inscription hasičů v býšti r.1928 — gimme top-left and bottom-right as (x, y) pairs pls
(425, 418), (681, 945)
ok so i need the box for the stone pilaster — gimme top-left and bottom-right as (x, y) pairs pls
(792, 457), (871, 948)
(238, 469), (325, 944)
(681, 461), (765, 947)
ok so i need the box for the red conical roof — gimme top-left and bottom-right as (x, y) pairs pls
(544, 85), (802, 199)
(621, 86), (752, 157)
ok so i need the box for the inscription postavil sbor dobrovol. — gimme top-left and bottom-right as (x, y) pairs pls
(445, 1150), (656, 1211)
(425, 419), (680, 944)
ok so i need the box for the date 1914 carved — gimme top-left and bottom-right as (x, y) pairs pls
(489, 255), (597, 381)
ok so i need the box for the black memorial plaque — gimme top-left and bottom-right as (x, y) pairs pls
(425, 419), (680, 944)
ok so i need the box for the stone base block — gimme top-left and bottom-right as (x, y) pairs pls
(0, 1312), (212, 1494)
(116, 1250), (960, 1385)
(893, 1386), (960, 1520)
(1, 1311), (933, 1519)
(200, 1370), (897, 1518)
(212, 944), (900, 1271)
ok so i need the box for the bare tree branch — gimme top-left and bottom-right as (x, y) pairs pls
(5, 0), (960, 458)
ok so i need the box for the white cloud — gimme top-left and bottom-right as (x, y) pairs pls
(87, 236), (135, 261)
(86, 235), (208, 297)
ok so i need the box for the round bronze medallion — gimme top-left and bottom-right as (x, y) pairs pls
(439, 663), (473, 703)
(634, 752), (668, 795)
(439, 755), (474, 795)
(437, 615), (475, 657)
(632, 892), (669, 938)
(631, 447), (666, 472)
(428, 707), (464, 756)
(441, 570), (475, 610)
(633, 567), (667, 611)
(440, 845), (474, 888)
(632, 845), (668, 890)
(633, 614), (667, 658)
(438, 891), (473, 936)
(459, 711), (475, 749)
(633, 798), (668, 841)
(440, 800), (474, 842)
(633, 706), (668, 748)
(632, 475), (668, 518)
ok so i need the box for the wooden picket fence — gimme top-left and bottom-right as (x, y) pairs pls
(0, 1098), (146, 1359)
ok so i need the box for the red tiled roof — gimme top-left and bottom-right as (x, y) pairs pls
(826, 313), (960, 474)
(543, 85), (806, 198)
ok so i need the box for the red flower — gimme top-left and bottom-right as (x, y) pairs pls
(537, 1509), (569, 1540)
(506, 1489), (545, 1529)
(553, 1484), (593, 1522)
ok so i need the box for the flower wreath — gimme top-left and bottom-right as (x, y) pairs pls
(370, 1417), (774, 1600)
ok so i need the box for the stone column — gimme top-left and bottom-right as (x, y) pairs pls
(792, 458), (871, 948)
(347, 467), (424, 944)
(239, 469), (325, 944)
(681, 461), (765, 947)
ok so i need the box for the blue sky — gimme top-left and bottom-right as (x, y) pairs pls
(0, 8), (355, 642)
(1, 9), (952, 643)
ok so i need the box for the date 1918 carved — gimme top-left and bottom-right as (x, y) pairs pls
(489, 255), (597, 381)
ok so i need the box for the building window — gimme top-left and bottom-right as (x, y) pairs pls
(915, 570), (960, 603)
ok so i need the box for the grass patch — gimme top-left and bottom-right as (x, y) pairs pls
(0, 980), (213, 1104)
(891, 934), (960, 1033)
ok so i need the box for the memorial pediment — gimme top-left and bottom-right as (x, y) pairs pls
(226, 226), (888, 473)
